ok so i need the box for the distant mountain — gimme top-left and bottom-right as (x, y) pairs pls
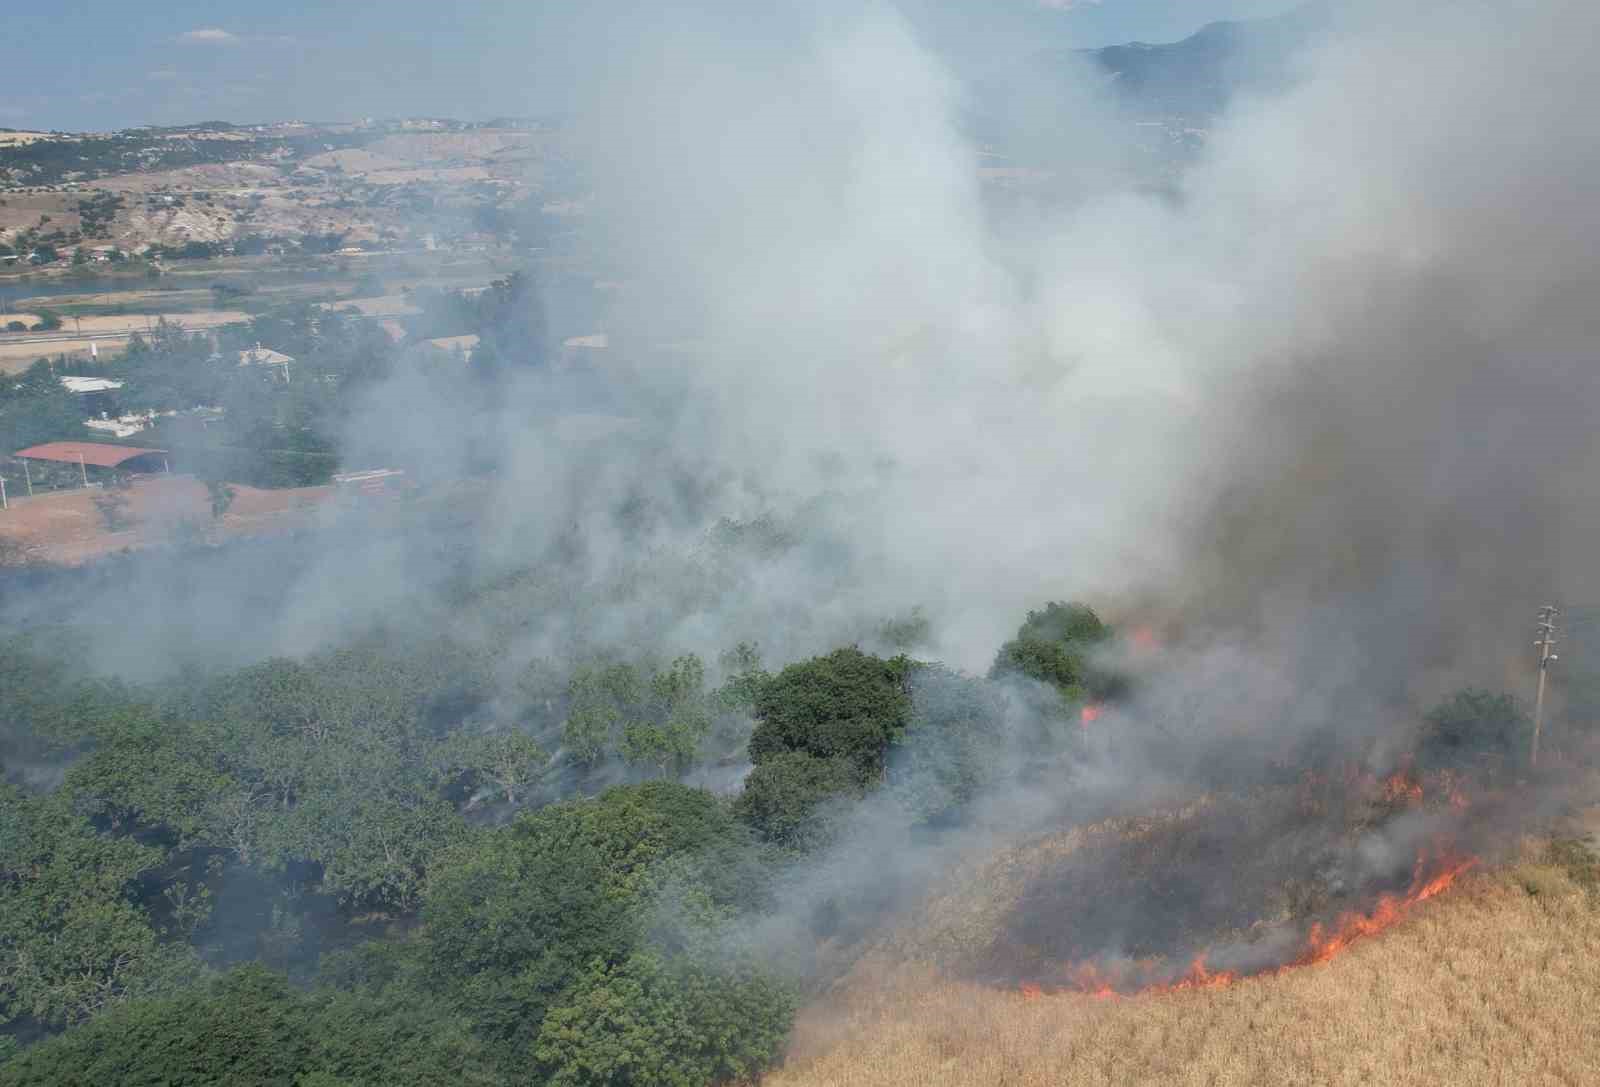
(1085, 2), (1332, 118)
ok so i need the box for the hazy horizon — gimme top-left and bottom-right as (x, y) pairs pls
(5, 0), (1305, 132)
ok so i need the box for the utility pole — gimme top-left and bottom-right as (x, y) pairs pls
(1532, 605), (1559, 768)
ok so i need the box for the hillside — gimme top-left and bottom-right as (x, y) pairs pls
(1086, 2), (1331, 119)
(767, 839), (1600, 1086)
(0, 118), (569, 257)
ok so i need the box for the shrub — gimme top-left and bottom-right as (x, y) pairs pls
(1418, 688), (1530, 769)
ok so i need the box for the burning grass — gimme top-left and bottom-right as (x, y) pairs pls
(767, 843), (1600, 1086)
(887, 771), (1495, 998)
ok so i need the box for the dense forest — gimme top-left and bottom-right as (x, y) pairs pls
(0, 547), (1127, 1085)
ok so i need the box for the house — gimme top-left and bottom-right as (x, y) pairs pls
(334, 468), (408, 498)
(59, 375), (125, 417)
(237, 344), (295, 381)
(59, 376), (125, 395)
(425, 334), (479, 354)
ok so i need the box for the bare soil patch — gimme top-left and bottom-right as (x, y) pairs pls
(0, 475), (332, 564)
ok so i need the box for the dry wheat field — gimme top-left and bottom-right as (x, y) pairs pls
(767, 845), (1600, 1087)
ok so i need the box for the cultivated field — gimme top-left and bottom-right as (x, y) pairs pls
(767, 837), (1600, 1087)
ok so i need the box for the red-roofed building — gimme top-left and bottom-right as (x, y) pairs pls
(14, 442), (170, 469)
(13, 442), (170, 487)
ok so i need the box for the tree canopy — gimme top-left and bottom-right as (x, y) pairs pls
(748, 648), (913, 781)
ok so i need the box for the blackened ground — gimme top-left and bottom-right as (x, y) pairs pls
(971, 783), (1473, 991)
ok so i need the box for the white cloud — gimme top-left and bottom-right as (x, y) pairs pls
(176, 27), (296, 47)
(177, 28), (240, 45)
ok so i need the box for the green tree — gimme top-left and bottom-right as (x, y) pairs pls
(747, 648), (913, 781)
(0, 966), (499, 1086)
(448, 730), (549, 806)
(0, 785), (197, 1031)
(62, 712), (233, 844)
(534, 952), (793, 1087)
(419, 783), (765, 1061)
(621, 656), (712, 778)
(0, 360), (83, 455)
(989, 601), (1115, 702)
(733, 751), (861, 850)
(713, 643), (769, 712)
(563, 663), (641, 766)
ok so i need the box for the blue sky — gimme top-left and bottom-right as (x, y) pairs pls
(2, 1), (1303, 132)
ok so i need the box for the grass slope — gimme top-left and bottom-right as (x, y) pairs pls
(766, 842), (1600, 1086)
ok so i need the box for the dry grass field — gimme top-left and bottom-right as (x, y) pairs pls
(0, 336), (127, 372)
(0, 308), (250, 334)
(0, 306), (256, 372)
(767, 842), (1600, 1087)
(327, 293), (423, 317)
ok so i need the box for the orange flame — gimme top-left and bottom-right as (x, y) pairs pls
(1080, 704), (1103, 726)
(1381, 773), (1424, 805)
(1021, 854), (1475, 1001)
(1291, 855), (1474, 967)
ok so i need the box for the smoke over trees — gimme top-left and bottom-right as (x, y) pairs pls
(7, 0), (1600, 1082)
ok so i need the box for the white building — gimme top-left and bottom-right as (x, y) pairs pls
(59, 376), (126, 394)
(237, 344), (295, 381)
